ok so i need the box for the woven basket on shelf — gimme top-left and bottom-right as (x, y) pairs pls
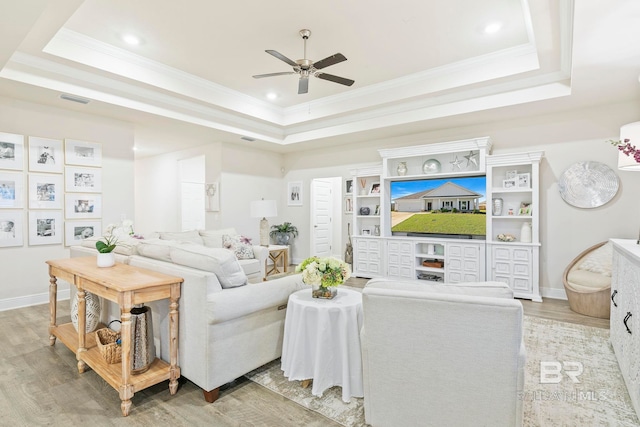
(95, 327), (122, 364)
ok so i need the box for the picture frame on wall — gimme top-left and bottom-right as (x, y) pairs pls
(64, 139), (102, 167)
(0, 132), (25, 171)
(28, 210), (63, 246)
(288, 181), (303, 206)
(65, 193), (102, 219)
(0, 210), (24, 247)
(28, 136), (63, 173)
(345, 179), (353, 194)
(345, 196), (353, 213)
(0, 171), (24, 208)
(28, 173), (63, 209)
(65, 166), (102, 193)
(517, 173), (531, 188)
(64, 220), (101, 246)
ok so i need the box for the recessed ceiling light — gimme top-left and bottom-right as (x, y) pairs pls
(266, 92), (278, 100)
(132, 146), (138, 151)
(484, 22), (503, 34)
(122, 34), (141, 45)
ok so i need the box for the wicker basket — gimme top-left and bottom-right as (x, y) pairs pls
(95, 327), (122, 364)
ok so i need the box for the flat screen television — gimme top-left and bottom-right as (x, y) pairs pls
(390, 175), (486, 239)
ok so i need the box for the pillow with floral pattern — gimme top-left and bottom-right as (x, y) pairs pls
(222, 234), (255, 260)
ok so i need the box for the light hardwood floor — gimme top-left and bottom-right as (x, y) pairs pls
(0, 279), (607, 426)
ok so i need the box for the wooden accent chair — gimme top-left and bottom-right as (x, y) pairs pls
(563, 241), (612, 319)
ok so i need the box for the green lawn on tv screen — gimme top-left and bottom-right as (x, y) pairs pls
(392, 213), (486, 235)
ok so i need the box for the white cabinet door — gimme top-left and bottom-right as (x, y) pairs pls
(353, 237), (383, 278)
(446, 243), (481, 283)
(387, 240), (413, 279)
(491, 245), (532, 293)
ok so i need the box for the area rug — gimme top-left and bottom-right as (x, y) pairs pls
(245, 316), (640, 427)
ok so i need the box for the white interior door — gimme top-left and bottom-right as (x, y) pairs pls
(179, 155), (205, 231)
(311, 179), (333, 257)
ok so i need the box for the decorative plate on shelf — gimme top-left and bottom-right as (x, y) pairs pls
(558, 161), (619, 208)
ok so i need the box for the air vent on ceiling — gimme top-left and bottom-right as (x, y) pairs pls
(241, 136), (256, 142)
(60, 94), (90, 104)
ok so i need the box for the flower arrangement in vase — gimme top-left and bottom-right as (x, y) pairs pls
(296, 256), (351, 299)
(359, 178), (368, 195)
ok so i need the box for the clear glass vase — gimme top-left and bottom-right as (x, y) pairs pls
(312, 284), (338, 299)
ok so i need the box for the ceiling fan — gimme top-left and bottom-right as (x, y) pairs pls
(252, 29), (355, 95)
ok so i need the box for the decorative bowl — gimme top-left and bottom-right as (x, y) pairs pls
(422, 159), (442, 174)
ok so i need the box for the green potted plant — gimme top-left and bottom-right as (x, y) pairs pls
(96, 234), (118, 267)
(269, 222), (298, 245)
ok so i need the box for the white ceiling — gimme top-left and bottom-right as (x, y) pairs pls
(1, 0), (639, 157)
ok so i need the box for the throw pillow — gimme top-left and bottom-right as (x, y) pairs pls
(222, 234), (255, 260)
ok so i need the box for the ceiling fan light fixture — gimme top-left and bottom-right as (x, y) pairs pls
(253, 29), (354, 94)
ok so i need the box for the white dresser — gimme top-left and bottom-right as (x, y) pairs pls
(610, 238), (640, 419)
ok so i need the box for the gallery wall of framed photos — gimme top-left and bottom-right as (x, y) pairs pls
(0, 131), (103, 248)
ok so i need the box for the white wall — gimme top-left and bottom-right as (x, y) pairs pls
(0, 96), (135, 310)
(135, 141), (284, 244)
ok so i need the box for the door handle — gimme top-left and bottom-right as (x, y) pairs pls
(611, 289), (618, 307)
(624, 312), (632, 334)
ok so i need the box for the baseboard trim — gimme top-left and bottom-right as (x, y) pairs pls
(0, 288), (70, 312)
(541, 287), (568, 300)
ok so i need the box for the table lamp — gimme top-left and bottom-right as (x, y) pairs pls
(250, 199), (277, 246)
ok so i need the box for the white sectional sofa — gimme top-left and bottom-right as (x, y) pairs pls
(70, 228), (306, 402)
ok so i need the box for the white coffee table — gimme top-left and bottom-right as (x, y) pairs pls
(281, 287), (363, 403)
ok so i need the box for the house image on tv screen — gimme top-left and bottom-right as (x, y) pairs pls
(393, 181), (483, 212)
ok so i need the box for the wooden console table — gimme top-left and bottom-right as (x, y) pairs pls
(46, 256), (183, 416)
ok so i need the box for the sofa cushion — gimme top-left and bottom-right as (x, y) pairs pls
(567, 268), (611, 291)
(206, 274), (304, 324)
(238, 259), (261, 276)
(169, 243), (247, 288)
(199, 228), (237, 248)
(365, 278), (514, 299)
(576, 242), (612, 277)
(159, 230), (204, 245)
(135, 238), (179, 262)
(223, 234), (255, 259)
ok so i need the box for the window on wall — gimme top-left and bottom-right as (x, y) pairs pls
(179, 155), (205, 231)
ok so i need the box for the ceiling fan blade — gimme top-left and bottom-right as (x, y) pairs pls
(298, 78), (309, 94)
(313, 53), (347, 70)
(253, 72), (296, 79)
(265, 50), (298, 67)
(316, 73), (355, 87)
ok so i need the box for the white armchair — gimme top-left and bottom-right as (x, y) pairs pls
(361, 278), (526, 427)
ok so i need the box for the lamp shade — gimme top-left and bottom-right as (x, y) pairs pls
(250, 199), (277, 218)
(618, 121), (640, 171)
